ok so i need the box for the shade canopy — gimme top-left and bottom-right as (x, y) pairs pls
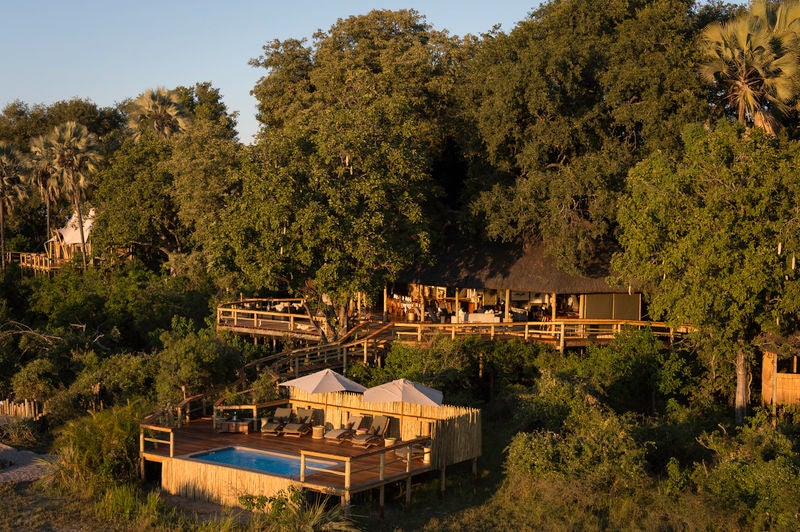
(278, 369), (366, 394)
(363, 378), (443, 406)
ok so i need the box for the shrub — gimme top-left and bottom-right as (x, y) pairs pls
(690, 411), (800, 529)
(41, 399), (151, 495)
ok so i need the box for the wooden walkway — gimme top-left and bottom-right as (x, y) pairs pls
(217, 299), (325, 342)
(141, 418), (434, 509)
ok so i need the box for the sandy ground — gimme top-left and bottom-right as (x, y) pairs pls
(0, 443), (53, 483)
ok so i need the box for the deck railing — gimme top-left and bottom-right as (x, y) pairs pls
(298, 436), (431, 504)
(140, 424), (175, 458)
(217, 298), (323, 338)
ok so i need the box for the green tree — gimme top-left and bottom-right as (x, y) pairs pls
(699, 0), (800, 135)
(613, 122), (800, 423)
(0, 142), (28, 271)
(463, 0), (710, 271)
(165, 112), (241, 278)
(27, 135), (60, 240)
(242, 9), (459, 330)
(46, 122), (103, 270)
(126, 88), (190, 141)
(92, 136), (184, 268)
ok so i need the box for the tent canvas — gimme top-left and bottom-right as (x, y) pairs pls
(48, 209), (95, 246)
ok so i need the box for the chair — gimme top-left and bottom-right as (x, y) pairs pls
(351, 415), (390, 447)
(261, 407), (292, 436)
(324, 414), (366, 444)
(281, 407), (313, 437)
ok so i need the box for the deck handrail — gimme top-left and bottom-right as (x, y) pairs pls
(298, 436), (430, 485)
(139, 424), (175, 458)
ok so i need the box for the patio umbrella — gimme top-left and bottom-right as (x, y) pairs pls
(279, 369), (366, 429)
(363, 378), (443, 406)
(279, 368), (366, 394)
(363, 379), (443, 439)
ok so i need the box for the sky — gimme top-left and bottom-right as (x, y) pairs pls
(0, 1), (543, 144)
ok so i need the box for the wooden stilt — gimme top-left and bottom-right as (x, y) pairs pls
(380, 485), (385, 518)
(440, 466), (446, 498)
(405, 476), (412, 511)
(472, 458), (478, 483)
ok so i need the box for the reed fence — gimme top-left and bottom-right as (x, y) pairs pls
(0, 398), (43, 420)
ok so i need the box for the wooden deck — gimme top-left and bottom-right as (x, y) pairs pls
(141, 418), (434, 508)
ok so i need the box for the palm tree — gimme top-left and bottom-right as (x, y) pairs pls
(699, 0), (800, 135)
(0, 142), (29, 272)
(47, 121), (103, 270)
(28, 135), (60, 242)
(127, 87), (191, 141)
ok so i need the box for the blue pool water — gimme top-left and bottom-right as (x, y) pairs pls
(190, 447), (335, 477)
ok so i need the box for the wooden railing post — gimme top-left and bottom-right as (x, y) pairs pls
(300, 453), (306, 482)
(169, 431), (174, 458)
(559, 322), (565, 353)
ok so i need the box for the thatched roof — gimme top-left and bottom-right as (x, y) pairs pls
(403, 238), (627, 294)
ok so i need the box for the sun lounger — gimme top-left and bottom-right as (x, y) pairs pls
(281, 407), (313, 437)
(324, 414), (366, 444)
(261, 407), (292, 436)
(351, 415), (390, 447)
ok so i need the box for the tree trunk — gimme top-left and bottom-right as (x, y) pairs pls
(45, 198), (50, 246)
(73, 186), (88, 270)
(735, 350), (750, 425)
(0, 204), (5, 273)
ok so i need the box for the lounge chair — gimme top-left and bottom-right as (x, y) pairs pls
(261, 407), (292, 436)
(281, 407), (313, 437)
(351, 415), (390, 447)
(324, 414), (366, 444)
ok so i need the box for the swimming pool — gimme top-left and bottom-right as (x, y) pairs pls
(190, 447), (336, 478)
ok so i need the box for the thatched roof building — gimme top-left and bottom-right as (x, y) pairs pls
(403, 239), (625, 295)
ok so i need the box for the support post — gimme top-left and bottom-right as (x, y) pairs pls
(405, 476), (412, 511)
(504, 289), (511, 323)
(380, 485), (385, 518)
(439, 466), (446, 498)
(472, 457), (478, 483)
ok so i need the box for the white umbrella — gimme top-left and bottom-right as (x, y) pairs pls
(279, 368), (366, 394)
(363, 378), (443, 406)
(279, 369), (366, 429)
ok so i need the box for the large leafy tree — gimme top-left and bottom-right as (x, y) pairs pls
(699, 0), (800, 135)
(0, 142), (28, 271)
(462, 0), (711, 271)
(94, 83), (236, 274)
(46, 121), (103, 270)
(613, 122), (800, 423)
(241, 9), (460, 328)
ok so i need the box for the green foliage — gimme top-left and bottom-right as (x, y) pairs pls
(42, 399), (151, 495)
(154, 317), (241, 404)
(464, 0), (708, 271)
(241, 486), (358, 531)
(46, 351), (154, 423)
(93, 484), (169, 529)
(579, 328), (689, 414)
(691, 412), (800, 529)
(239, 9), (462, 322)
(11, 357), (58, 402)
(28, 260), (212, 350)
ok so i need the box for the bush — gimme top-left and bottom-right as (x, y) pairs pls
(41, 399), (151, 495)
(690, 412), (800, 529)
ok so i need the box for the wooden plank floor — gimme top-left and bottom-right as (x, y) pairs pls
(143, 419), (433, 496)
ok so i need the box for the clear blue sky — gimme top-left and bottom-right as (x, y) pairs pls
(0, 1), (542, 144)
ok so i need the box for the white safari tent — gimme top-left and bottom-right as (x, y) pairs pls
(45, 209), (95, 262)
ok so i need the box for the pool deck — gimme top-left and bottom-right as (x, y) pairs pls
(141, 418), (434, 508)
